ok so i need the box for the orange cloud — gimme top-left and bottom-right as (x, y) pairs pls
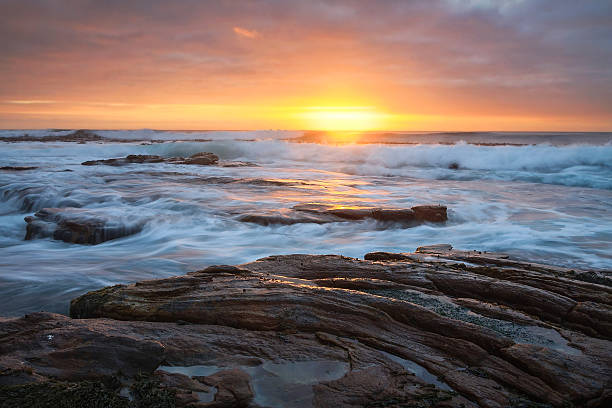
(0, 1), (610, 130)
(233, 26), (259, 39)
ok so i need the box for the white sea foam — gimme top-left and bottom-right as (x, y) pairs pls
(0, 135), (611, 316)
(0, 128), (300, 141)
(96, 129), (299, 141)
(142, 140), (612, 189)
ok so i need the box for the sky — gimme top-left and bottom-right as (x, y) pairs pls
(0, 0), (611, 131)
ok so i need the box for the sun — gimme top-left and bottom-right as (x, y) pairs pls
(298, 106), (387, 131)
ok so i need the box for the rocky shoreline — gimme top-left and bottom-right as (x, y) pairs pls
(1, 245), (610, 407)
(22, 204), (447, 245)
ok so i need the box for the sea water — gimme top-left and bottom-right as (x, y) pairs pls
(0, 130), (610, 315)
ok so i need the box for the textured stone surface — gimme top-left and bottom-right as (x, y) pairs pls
(82, 152), (219, 167)
(1, 247), (610, 407)
(240, 203), (447, 226)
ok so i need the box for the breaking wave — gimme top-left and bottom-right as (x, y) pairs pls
(145, 140), (612, 189)
(2, 133), (612, 315)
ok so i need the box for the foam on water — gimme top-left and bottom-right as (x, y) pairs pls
(0, 133), (611, 315)
(141, 140), (612, 189)
(0, 128), (299, 141)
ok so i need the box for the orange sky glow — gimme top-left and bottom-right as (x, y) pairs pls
(0, 1), (610, 131)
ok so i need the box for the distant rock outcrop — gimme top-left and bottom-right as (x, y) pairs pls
(0, 129), (103, 143)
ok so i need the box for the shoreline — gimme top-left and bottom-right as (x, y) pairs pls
(1, 245), (610, 407)
(2, 129), (612, 146)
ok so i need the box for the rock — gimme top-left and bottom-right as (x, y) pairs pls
(82, 155), (165, 166)
(575, 271), (612, 287)
(183, 152), (219, 165)
(0, 313), (164, 381)
(0, 129), (103, 143)
(448, 162), (460, 170)
(237, 211), (338, 226)
(2, 247), (610, 407)
(24, 207), (144, 245)
(0, 166), (38, 171)
(0, 380), (135, 408)
(364, 252), (412, 262)
(411, 205), (448, 222)
(239, 203), (447, 226)
(217, 161), (257, 167)
(416, 244), (453, 252)
(82, 152), (219, 167)
(295, 203), (447, 223)
(194, 368), (253, 407)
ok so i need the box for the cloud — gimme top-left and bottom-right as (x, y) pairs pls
(233, 26), (259, 39)
(4, 100), (57, 104)
(0, 0), (610, 129)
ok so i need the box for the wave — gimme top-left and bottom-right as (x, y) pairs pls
(0, 129), (300, 141)
(144, 140), (612, 170)
(1, 136), (611, 189)
(0, 129), (74, 138)
(3, 129), (611, 145)
(142, 140), (612, 189)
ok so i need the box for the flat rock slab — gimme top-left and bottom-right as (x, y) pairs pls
(239, 204), (448, 226)
(2, 246), (611, 407)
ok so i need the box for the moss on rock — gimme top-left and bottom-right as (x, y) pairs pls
(0, 380), (130, 408)
(0, 375), (176, 408)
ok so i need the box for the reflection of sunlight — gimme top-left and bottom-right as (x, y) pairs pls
(259, 177), (389, 207)
(298, 106), (387, 132)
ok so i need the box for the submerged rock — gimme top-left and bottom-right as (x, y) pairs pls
(1, 246), (610, 407)
(24, 208), (144, 245)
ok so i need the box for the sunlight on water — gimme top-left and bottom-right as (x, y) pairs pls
(0, 132), (611, 315)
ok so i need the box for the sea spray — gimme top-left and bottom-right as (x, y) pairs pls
(1, 133), (611, 316)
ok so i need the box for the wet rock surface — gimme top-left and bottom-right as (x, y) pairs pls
(0, 166), (38, 171)
(239, 204), (448, 226)
(82, 152), (220, 167)
(174, 152), (219, 166)
(82, 154), (166, 166)
(24, 207), (145, 245)
(2, 246), (611, 407)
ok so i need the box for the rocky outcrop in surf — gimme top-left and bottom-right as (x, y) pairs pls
(1, 246), (609, 407)
(0, 166), (38, 171)
(24, 208), (145, 245)
(239, 204), (448, 226)
(0, 129), (104, 143)
(82, 152), (220, 167)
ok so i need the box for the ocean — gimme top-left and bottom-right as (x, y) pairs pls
(1, 130), (611, 316)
